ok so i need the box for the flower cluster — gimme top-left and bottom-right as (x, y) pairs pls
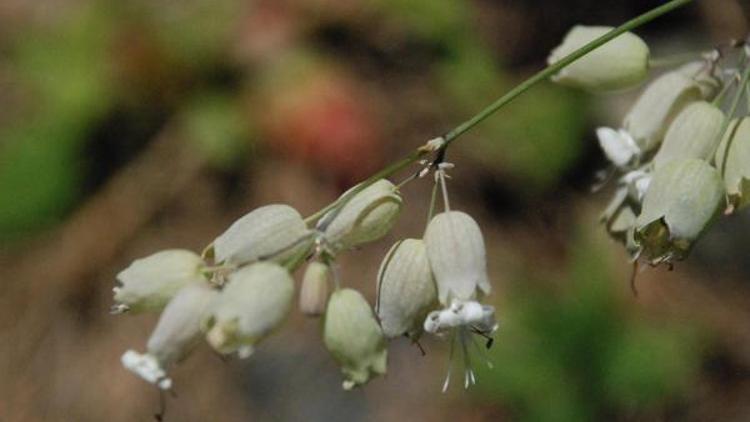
(114, 155), (497, 393)
(551, 27), (750, 269)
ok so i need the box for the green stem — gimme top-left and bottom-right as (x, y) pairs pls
(303, 0), (693, 225)
(718, 61), (750, 179)
(443, 0), (693, 145)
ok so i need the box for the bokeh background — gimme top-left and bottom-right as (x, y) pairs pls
(1, 0), (749, 420)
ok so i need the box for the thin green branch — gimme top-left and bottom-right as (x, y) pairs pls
(303, 0), (693, 225)
(443, 0), (693, 145)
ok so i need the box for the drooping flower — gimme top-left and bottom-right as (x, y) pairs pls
(376, 239), (437, 339)
(212, 204), (313, 268)
(324, 288), (387, 390)
(322, 179), (402, 252)
(121, 283), (218, 389)
(113, 249), (207, 314)
(424, 211), (490, 305)
(548, 25), (650, 92)
(205, 262), (295, 358)
(635, 158), (724, 264)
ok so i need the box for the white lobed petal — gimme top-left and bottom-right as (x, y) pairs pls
(596, 127), (640, 168)
(121, 350), (172, 390)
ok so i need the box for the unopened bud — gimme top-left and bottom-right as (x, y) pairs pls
(715, 118), (750, 210)
(376, 239), (437, 339)
(323, 180), (402, 251)
(548, 26), (649, 92)
(653, 101), (724, 169)
(324, 288), (387, 390)
(299, 261), (330, 317)
(212, 204), (313, 268)
(205, 262), (294, 358)
(424, 211), (490, 305)
(113, 249), (206, 314)
(636, 158), (724, 264)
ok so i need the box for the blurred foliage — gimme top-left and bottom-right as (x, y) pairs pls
(181, 93), (249, 169)
(476, 231), (701, 421)
(0, 4), (115, 239)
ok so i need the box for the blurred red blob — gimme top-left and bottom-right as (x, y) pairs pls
(258, 67), (384, 185)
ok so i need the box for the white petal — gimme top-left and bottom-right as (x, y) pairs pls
(596, 127), (639, 168)
(121, 350), (172, 390)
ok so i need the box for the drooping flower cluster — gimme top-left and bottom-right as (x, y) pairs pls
(114, 157), (496, 394)
(551, 27), (750, 268)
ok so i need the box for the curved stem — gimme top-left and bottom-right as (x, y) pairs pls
(303, 0), (693, 224)
(443, 0), (693, 145)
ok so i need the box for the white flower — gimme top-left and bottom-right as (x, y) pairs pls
(424, 211), (490, 305)
(113, 249), (206, 314)
(376, 239), (437, 339)
(213, 204), (312, 268)
(596, 127), (641, 169)
(205, 262), (294, 358)
(121, 283), (218, 389)
(423, 299), (498, 391)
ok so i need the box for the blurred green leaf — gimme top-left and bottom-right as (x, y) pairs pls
(182, 93), (250, 168)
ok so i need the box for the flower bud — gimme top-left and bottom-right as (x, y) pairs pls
(424, 211), (490, 305)
(678, 61), (722, 100)
(212, 204), (313, 268)
(653, 101), (724, 169)
(624, 71), (702, 152)
(323, 288), (387, 390)
(205, 262), (294, 358)
(715, 118), (750, 210)
(548, 26), (649, 92)
(113, 249), (206, 314)
(299, 261), (330, 317)
(323, 179), (402, 251)
(376, 239), (437, 339)
(121, 283), (218, 389)
(636, 158), (724, 264)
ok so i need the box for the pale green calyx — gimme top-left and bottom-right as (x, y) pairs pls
(653, 101), (725, 169)
(212, 204), (313, 268)
(624, 71), (702, 152)
(205, 262), (294, 358)
(113, 249), (207, 314)
(121, 283), (218, 389)
(548, 25), (649, 92)
(715, 118), (750, 210)
(299, 261), (330, 317)
(376, 239), (437, 339)
(323, 179), (403, 251)
(635, 158), (724, 264)
(324, 288), (387, 390)
(424, 211), (490, 305)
